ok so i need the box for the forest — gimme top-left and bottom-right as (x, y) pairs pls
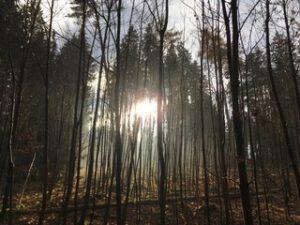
(0, 0), (300, 224)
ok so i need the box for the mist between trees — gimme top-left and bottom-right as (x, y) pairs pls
(0, 0), (300, 225)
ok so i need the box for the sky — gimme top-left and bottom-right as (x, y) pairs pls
(40, 0), (300, 60)
(41, 0), (78, 42)
(40, 0), (199, 56)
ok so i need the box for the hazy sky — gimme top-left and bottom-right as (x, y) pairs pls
(41, 0), (199, 56)
(40, 0), (293, 58)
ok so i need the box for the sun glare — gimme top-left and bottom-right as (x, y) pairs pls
(130, 98), (157, 122)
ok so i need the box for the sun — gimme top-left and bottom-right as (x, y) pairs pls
(130, 98), (157, 122)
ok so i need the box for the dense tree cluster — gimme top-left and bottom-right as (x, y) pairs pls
(0, 0), (299, 224)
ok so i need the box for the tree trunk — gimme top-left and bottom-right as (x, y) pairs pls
(265, 0), (300, 197)
(221, 0), (254, 224)
(38, 0), (54, 223)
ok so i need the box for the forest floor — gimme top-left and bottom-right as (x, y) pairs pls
(6, 182), (300, 225)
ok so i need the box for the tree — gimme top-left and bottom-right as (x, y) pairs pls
(220, 0), (254, 224)
(38, 0), (54, 224)
(265, 0), (300, 197)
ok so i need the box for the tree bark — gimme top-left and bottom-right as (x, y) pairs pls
(221, 0), (254, 224)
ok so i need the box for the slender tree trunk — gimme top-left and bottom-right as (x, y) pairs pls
(17, 153), (36, 204)
(157, 1), (169, 221)
(265, 0), (300, 197)
(221, 0), (254, 224)
(48, 88), (65, 200)
(77, 2), (113, 224)
(122, 119), (140, 225)
(199, 2), (210, 223)
(60, 2), (86, 224)
(38, 0), (54, 224)
(215, 2), (230, 222)
(244, 65), (262, 225)
(115, 1), (123, 224)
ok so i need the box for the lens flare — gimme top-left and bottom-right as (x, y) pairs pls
(130, 98), (157, 122)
